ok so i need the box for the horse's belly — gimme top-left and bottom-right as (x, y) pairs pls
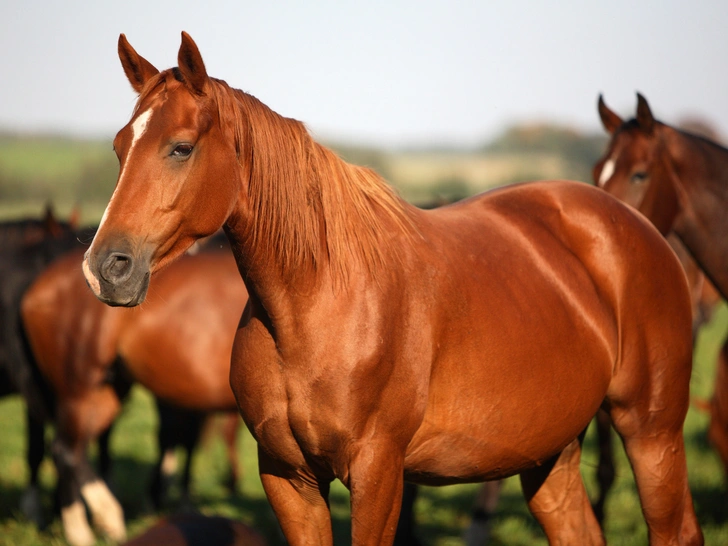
(404, 339), (611, 484)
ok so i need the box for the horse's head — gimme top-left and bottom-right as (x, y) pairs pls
(593, 93), (680, 235)
(83, 32), (242, 306)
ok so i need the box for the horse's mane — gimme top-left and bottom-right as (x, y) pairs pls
(139, 71), (419, 286)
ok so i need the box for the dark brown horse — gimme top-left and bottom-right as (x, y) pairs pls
(21, 246), (247, 546)
(0, 210), (83, 526)
(83, 33), (702, 545)
(595, 92), (728, 482)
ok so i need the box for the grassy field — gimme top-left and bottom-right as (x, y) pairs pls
(0, 304), (726, 546)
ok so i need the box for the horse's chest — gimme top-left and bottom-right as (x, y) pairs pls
(230, 324), (346, 470)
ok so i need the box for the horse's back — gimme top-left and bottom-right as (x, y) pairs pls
(417, 181), (689, 354)
(429, 180), (690, 321)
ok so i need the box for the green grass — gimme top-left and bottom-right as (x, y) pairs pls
(0, 304), (726, 545)
(0, 134), (116, 224)
(0, 136), (108, 181)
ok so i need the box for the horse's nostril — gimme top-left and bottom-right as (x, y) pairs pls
(100, 252), (134, 284)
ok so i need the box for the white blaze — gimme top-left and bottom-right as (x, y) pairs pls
(598, 158), (616, 187)
(83, 107), (154, 290)
(97, 108), (153, 233)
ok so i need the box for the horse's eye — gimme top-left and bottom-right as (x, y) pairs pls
(631, 172), (647, 184)
(171, 144), (194, 158)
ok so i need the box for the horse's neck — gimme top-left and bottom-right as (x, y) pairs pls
(673, 130), (728, 193)
(670, 131), (728, 300)
(223, 179), (414, 328)
(226, 119), (418, 296)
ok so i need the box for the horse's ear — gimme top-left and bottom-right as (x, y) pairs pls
(636, 92), (655, 134)
(639, 147), (680, 235)
(597, 94), (623, 134)
(177, 31), (209, 95)
(42, 202), (63, 238)
(68, 204), (81, 230)
(118, 34), (160, 94)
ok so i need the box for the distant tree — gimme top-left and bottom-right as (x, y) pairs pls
(483, 123), (607, 184)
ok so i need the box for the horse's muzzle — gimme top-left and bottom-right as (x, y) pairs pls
(83, 247), (151, 307)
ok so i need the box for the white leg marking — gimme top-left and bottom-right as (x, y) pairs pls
(161, 448), (179, 477)
(84, 107), (155, 290)
(598, 157), (616, 187)
(80, 479), (127, 541)
(61, 500), (95, 546)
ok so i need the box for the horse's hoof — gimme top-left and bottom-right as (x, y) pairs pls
(62, 501), (96, 546)
(20, 485), (45, 528)
(463, 520), (491, 546)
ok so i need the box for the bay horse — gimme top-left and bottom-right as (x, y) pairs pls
(594, 93), (728, 297)
(82, 32), (702, 545)
(595, 93), (728, 482)
(20, 246), (247, 546)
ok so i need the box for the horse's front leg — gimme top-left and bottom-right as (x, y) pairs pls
(348, 442), (406, 546)
(258, 448), (334, 545)
(52, 435), (95, 546)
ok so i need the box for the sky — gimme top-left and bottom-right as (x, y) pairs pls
(1, 1), (727, 148)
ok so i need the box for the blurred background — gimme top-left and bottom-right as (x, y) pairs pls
(1, 1), (727, 545)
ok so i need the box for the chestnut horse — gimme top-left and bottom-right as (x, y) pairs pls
(82, 32), (702, 545)
(595, 92), (728, 481)
(21, 246), (246, 546)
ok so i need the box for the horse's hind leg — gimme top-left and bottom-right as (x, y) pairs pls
(220, 412), (242, 492)
(20, 409), (46, 527)
(609, 404), (702, 544)
(592, 408), (615, 526)
(608, 344), (702, 544)
(520, 437), (604, 546)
